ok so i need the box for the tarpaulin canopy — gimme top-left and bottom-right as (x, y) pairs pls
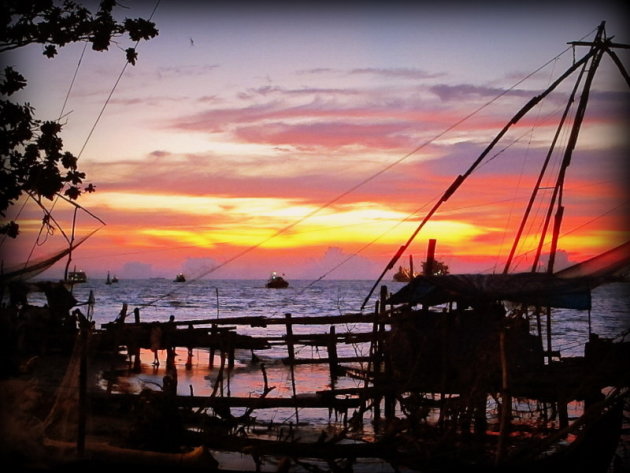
(387, 241), (630, 310)
(555, 241), (630, 280)
(386, 272), (595, 310)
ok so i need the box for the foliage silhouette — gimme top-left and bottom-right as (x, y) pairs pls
(0, 0), (158, 238)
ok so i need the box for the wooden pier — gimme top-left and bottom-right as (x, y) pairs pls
(97, 307), (390, 379)
(85, 271), (630, 473)
(93, 279), (628, 433)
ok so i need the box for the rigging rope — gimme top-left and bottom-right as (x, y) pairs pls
(503, 57), (587, 274)
(361, 46), (599, 309)
(4, 3), (159, 273)
(76, 0), (161, 160)
(58, 42), (87, 121)
(504, 200), (629, 273)
(108, 25), (615, 316)
(25, 2), (159, 278)
(26, 27), (87, 262)
(493, 57), (561, 273)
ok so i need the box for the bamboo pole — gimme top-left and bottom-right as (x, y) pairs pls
(327, 326), (339, 382)
(285, 313), (295, 364)
(285, 313), (299, 423)
(77, 323), (88, 457)
(209, 324), (217, 369)
(495, 327), (511, 465)
(372, 286), (389, 430)
(227, 331), (235, 369)
(546, 307), (552, 364)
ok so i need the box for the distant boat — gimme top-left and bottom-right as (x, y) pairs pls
(265, 272), (289, 288)
(106, 272), (118, 284)
(174, 273), (186, 282)
(67, 270), (87, 284)
(111, 275), (119, 283)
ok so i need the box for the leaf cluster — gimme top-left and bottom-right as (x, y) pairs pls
(0, 0), (158, 56)
(0, 1), (158, 238)
(421, 260), (450, 276)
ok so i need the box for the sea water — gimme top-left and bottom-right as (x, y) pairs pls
(37, 278), (630, 340)
(31, 277), (628, 402)
(27, 278), (630, 397)
(52, 277), (628, 354)
(26, 277), (629, 366)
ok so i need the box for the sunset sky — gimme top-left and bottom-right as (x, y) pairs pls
(3, 1), (629, 280)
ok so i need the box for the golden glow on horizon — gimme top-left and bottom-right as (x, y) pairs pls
(559, 230), (630, 253)
(89, 192), (232, 214)
(138, 228), (216, 247)
(9, 185), (625, 272)
(122, 216), (488, 251)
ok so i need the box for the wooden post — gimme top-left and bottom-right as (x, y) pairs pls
(425, 239), (436, 275)
(209, 324), (217, 369)
(367, 301), (380, 401)
(211, 348), (226, 398)
(261, 363), (269, 393)
(546, 306), (552, 364)
(423, 239), (436, 312)
(379, 286), (388, 321)
(118, 303), (128, 323)
(372, 286), (389, 429)
(77, 325), (88, 457)
(285, 313), (299, 423)
(215, 287), (220, 318)
(558, 395), (568, 430)
(438, 314), (448, 430)
(534, 306), (545, 365)
(383, 318), (395, 422)
(368, 300), (380, 374)
(496, 327), (511, 465)
(473, 393), (488, 436)
(227, 331), (235, 369)
(285, 313), (295, 364)
(360, 300), (380, 421)
(327, 326), (339, 381)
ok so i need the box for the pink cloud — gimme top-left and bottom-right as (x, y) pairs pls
(349, 67), (445, 80)
(234, 121), (415, 149)
(430, 84), (534, 102)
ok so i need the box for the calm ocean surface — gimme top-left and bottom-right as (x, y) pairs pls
(27, 278), (630, 402)
(30, 277), (630, 359)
